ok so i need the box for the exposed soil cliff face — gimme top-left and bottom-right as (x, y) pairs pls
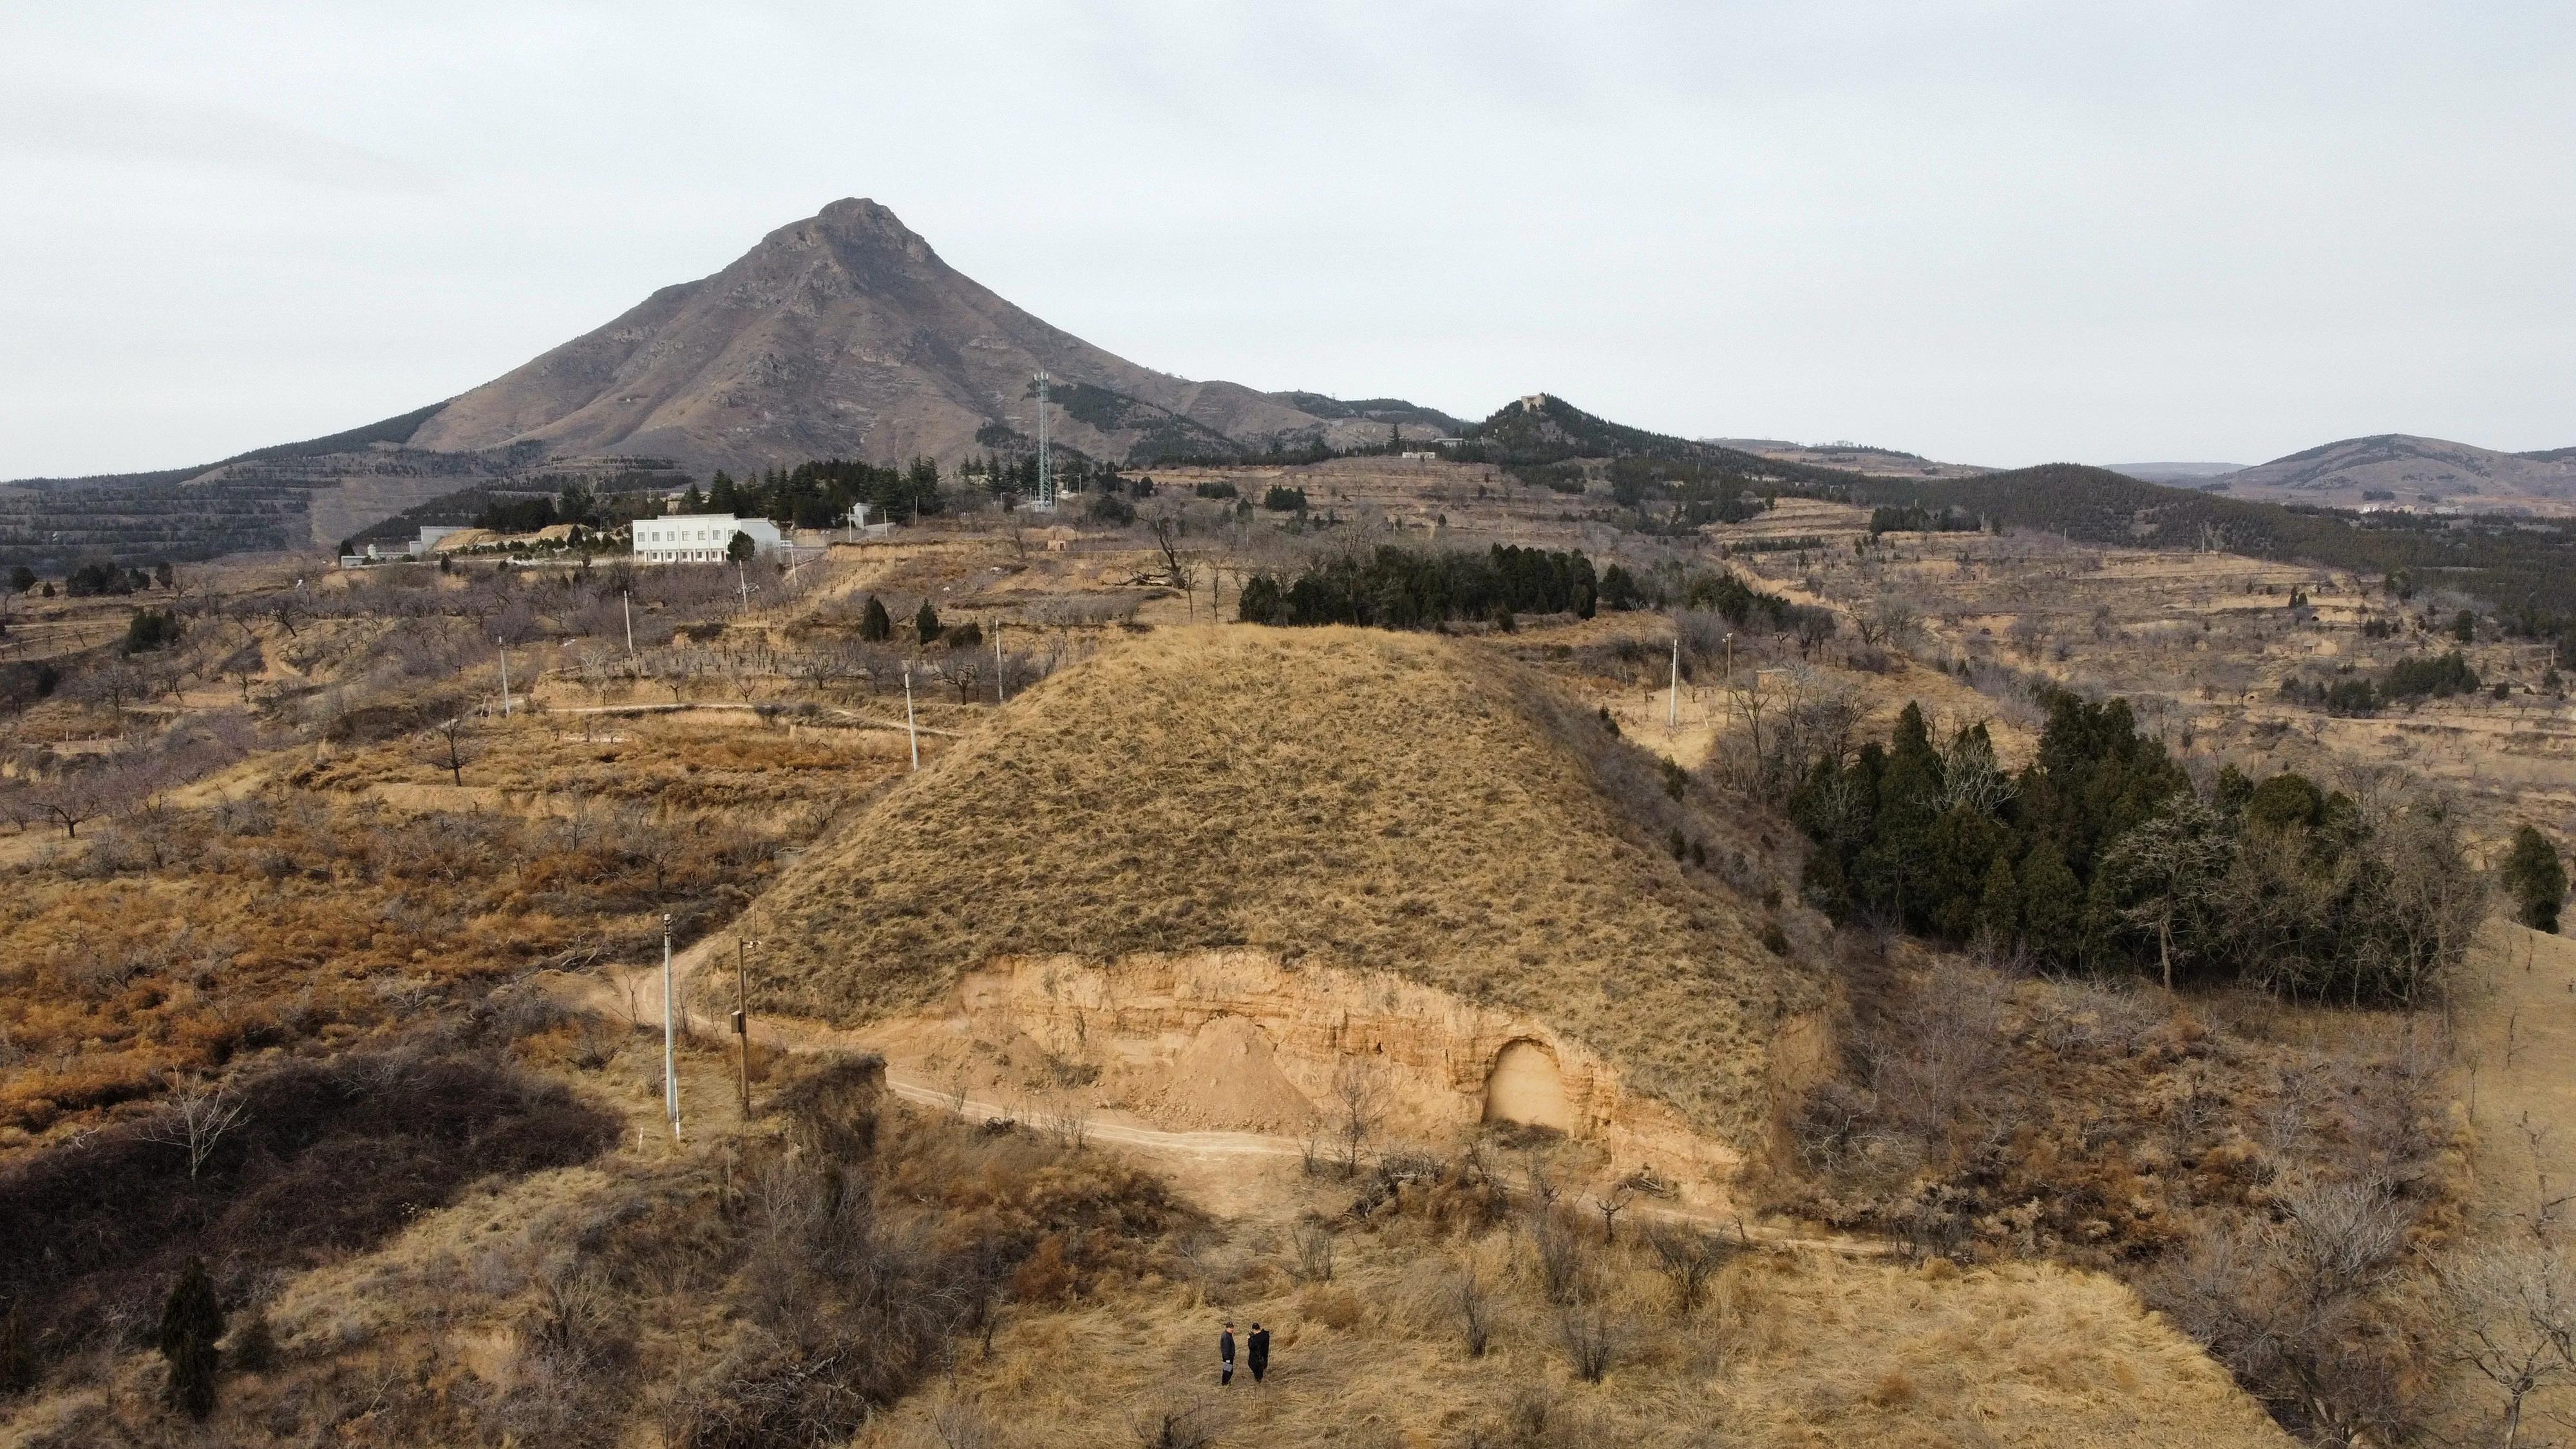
(913, 950), (1810, 1213)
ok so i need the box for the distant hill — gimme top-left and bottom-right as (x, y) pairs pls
(2104, 460), (2249, 485)
(2197, 434), (2576, 515)
(1705, 437), (1988, 480)
(0, 199), (1454, 568)
(1455, 395), (1863, 487)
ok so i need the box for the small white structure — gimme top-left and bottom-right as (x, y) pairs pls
(411, 525), (465, 556)
(632, 514), (784, 564)
(845, 502), (895, 540)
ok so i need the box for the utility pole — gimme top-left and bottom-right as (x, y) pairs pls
(903, 663), (920, 771)
(1724, 632), (1734, 688)
(736, 558), (750, 612)
(1036, 370), (1052, 511)
(733, 938), (757, 1117)
(661, 913), (681, 1141)
(994, 625), (1005, 705)
(1669, 635), (1680, 729)
(622, 591), (634, 658)
(498, 640), (513, 717)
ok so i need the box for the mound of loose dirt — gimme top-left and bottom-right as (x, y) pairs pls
(1150, 1014), (1315, 1132)
(738, 625), (1815, 1145)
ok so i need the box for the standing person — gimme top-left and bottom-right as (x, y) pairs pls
(1247, 1321), (1271, 1384)
(1218, 1321), (1236, 1387)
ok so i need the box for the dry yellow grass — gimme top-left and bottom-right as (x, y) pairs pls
(290, 709), (918, 817)
(740, 625), (1814, 1144)
(860, 1216), (2290, 1449)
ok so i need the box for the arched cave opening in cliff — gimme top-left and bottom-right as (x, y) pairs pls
(1482, 1038), (1572, 1132)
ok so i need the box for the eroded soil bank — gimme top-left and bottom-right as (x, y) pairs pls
(866, 950), (1821, 1215)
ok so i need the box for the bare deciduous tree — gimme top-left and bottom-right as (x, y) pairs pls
(419, 715), (482, 786)
(142, 1086), (249, 1179)
(1331, 1059), (1386, 1179)
(1291, 1221), (1336, 1283)
(1555, 1297), (1623, 1383)
(1649, 1226), (1733, 1318)
(2439, 1240), (2576, 1449)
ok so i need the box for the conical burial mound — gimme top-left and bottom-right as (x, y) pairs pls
(739, 625), (1813, 1141)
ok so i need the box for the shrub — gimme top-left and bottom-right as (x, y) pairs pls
(2504, 825), (2566, 933)
(2382, 650), (2477, 700)
(122, 609), (183, 655)
(914, 600), (942, 645)
(1262, 486), (1307, 513)
(1193, 481), (1237, 500)
(156, 1257), (224, 1419)
(1088, 492), (1136, 526)
(858, 595), (892, 642)
(1235, 575), (1282, 625)
(64, 562), (133, 598)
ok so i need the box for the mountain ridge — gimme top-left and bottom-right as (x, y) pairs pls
(2197, 432), (2576, 513)
(404, 198), (1442, 473)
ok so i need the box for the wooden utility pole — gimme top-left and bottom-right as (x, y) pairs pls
(661, 913), (681, 1141)
(734, 938), (757, 1116)
(498, 640), (513, 717)
(1669, 636), (1680, 729)
(622, 590), (634, 658)
(994, 625), (1005, 705)
(903, 665), (920, 770)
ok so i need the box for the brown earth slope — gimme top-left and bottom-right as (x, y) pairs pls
(737, 625), (1814, 1145)
(408, 198), (1414, 474)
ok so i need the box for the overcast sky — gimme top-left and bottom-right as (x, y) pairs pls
(3, 2), (2571, 478)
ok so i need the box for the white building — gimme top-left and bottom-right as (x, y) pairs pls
(411, 525), (466, 556)
(631, 514), (784, 564)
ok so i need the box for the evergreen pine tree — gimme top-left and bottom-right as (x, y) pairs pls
(156, 1257), (223, 1421)
(2503, 824), (2568, 934)
(1976, 853), (2019, 943)
(914, 600), (942, 645)
(2018, 842), (2083, 967)
(860, 594), (892, 642)
(1236, 575), (1283, 625)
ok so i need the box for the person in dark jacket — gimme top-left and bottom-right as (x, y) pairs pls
(1246, 1321), (1271, 1383)
(1218, 1321), (1236, 1386)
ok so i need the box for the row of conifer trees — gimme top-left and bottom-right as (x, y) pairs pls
(1791, 693), (2527, 1005)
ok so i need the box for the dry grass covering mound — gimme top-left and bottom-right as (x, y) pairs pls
(743, 626), (1810, 1141)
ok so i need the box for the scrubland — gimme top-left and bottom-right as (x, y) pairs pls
(1, 474), (2572, 1447)
(871, 1137), (2289, 1449)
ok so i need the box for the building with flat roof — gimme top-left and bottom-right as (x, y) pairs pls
(632, 514), (784, 564)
